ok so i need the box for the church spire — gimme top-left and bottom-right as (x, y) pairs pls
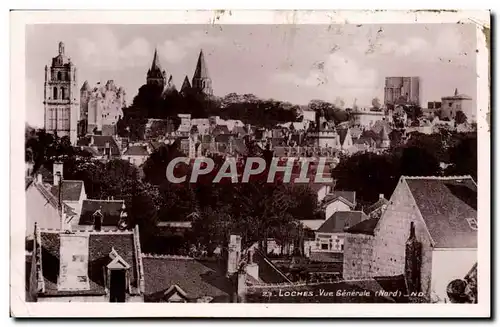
(454, 88), (459, 96)
(150, 48), (163, 72)
(193, 49), (210, 80)
(147, 48), (166, 87)
(191, 49), (213, 96)
(180, 76), (192, 96)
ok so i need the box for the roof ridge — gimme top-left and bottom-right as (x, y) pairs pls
(403, 175), (473, 180)
(141, 253), (195, 260)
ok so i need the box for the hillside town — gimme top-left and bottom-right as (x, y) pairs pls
(25, 41), (477, 304)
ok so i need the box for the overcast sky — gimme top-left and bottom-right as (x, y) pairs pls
(25, 23), (477, 127)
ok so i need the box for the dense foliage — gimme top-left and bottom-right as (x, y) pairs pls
(332, 130), (477, 207)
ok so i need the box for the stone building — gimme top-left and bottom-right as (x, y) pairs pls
(440, 88), (474, 122)
(43, 42), (79, 144)
(344, 175), (477, 302)
(80, 80), (126, 136)
(384, 76), (420, 107)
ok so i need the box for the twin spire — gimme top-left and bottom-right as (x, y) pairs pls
(147, 48), (211, 96)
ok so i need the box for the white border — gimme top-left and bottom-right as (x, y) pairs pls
(10, 10), (491, 318)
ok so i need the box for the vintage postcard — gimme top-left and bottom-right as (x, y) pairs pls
(10, 10), (490, 317)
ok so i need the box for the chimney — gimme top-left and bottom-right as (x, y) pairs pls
(36, 174), (43, 184)
(105, 142), (111, 158)
(227, 234), (241, 276)
(405, 222), (422, 295)
(53, 161), (63, 186)
(57, 233), (90, 291)
(379, 193), (385, 200)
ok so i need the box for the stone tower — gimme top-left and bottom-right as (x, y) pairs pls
(43, 41), (79, 144)
(191, 49), (213, 96)
(146, 48), (167, 88)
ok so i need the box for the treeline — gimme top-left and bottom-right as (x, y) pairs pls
(332, 129), (477, 207)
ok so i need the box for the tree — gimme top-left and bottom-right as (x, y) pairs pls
(455, 111), (468, 125)
(371, 97), (382, 110)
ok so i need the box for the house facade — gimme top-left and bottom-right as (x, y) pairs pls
(346, 175), (477, 302)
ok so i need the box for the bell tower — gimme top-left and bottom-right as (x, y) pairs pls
(191, 49), (213, 96)
(43, 41), (79, 144)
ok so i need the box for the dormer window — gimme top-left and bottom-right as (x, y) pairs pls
(466, 218), (478, 230)
(106, 248), (131, 303)
(93, 209), (103, 231)
(163, 285), (189, 303)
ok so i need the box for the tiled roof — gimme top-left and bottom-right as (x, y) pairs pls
(231, 138), (248, 156)
(404, 176), (477, 248)
(123, 145), (149, 156)
(212, 125), (230, 135)
(345, 218), (380, 236)
(78, 199), (125, 226)
(214, 134), (232, 143)
(246, 275), (408, 303)
(350, 126), (363, 139)
(32, 182), (76, 217)
(318, 211), (368, 234)
(371, 120), (392, 135)
(323, 191), (356, 207)
(50, 180), (84, 202)
(38, 230), (139, 296)
(90, 136), (121, 156)
(365, 197), (389, 215)
(142, 255), (232, 302)
(232, 126), (247, 136)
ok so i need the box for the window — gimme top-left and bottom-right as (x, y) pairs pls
(57, 71), (62, 80)
(466, 218), (478, 230)
(53, 87), (58, 99)
(61, 87), (66, 100)
(321, 244), (329, 250)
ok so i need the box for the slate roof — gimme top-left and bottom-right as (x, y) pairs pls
(323, 191), (356, 207)
(318, 211), (368, 234)
(78, 199), (125, 226)
(50, 180), (84, 202)
(345, 218), (380, 236)
(365, 197), (389, 215)
(246, 275), (408, 303)
(404, 176), (477, 248)
(142, 256), (232, 302)
(123, 145), (149, 156)
(38, 230), (139, 297)
(90, 136), (121, 156)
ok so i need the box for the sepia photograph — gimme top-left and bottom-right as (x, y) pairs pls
(11, 10), (490, 317)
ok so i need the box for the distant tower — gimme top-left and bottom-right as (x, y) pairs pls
(43, 41), (79, 144)
(380, 125), (390, 148)
(146, 48), (167, 88)
(191, 49), (213, 96)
